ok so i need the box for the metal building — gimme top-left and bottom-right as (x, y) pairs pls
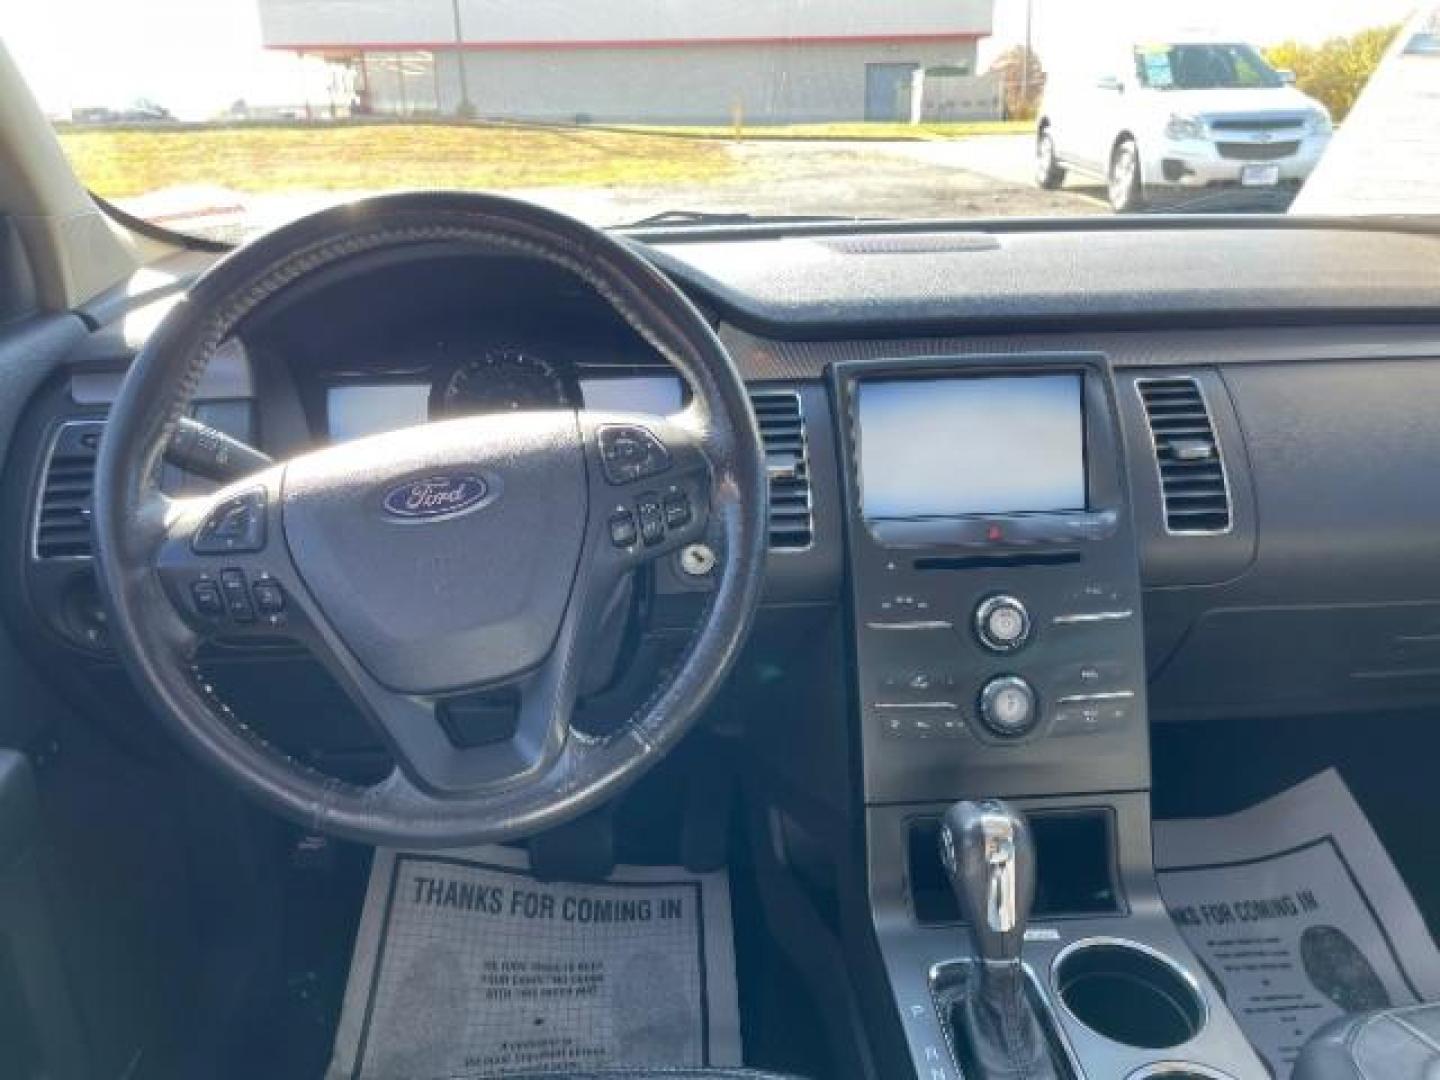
(257, 0), (994, 123)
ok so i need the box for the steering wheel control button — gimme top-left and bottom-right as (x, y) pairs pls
(251, 578), (285, 615)
(190, 580), (224, 616)
(975, 595), (1032, 653)
(598, 425), (671, 485)
(219, 569), (255, 622)
(637, 497), (666, 546)
(608, 509), (638, 548)
(978, 676), (1040, 739)
(193, 488), (267, 554)
(662, 492), (692, 528)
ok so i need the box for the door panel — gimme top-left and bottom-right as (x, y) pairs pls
(864, 63), (919, 122)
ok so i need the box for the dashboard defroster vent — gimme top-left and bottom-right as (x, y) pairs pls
(1136, 377), (1231, 535)
(749, 389), (813, 550)
(34, 420), (103, 560)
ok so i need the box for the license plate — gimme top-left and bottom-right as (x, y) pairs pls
(1241, 164), (1281, 187)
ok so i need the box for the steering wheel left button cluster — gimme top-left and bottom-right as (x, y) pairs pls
(192, 488), (267, 554)
(189, 570), (286, 627)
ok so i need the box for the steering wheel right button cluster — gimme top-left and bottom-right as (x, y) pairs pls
(978, 675), (1040, 739)
(597, 424), (671, 485)
(608, 488), (694, 550)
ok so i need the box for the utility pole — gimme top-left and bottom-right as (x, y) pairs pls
(451, 0), (475, 117)
(1019, 0), (1034, 115)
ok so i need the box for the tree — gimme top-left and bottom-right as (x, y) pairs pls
(1265, 24), (1402, 121)
(987, 45), (1046, 121)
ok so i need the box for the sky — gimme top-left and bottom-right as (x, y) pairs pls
(1, 0), (1422, 119)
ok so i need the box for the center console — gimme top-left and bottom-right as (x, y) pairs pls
(834, 354), (1148, 802)
(829, 354), (1266, 1080)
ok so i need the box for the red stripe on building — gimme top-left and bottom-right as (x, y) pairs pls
(266, 31), (983, 54)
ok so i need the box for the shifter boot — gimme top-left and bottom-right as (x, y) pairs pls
(952, 962), (1063, 1080)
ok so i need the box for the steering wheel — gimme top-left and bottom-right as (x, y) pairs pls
(93, 193), (768, 848)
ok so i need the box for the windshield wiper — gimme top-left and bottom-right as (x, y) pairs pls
(620, 209), (862, 229)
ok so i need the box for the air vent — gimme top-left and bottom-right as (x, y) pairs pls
(1136, 378), (1231, 535)
(749, 389), (813, 550)
(35, 421), (103, 559)
(820, 233), (1001, 255)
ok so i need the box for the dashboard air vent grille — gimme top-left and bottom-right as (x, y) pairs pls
(35, 420), (103, 559)
(749, 389), (812, 550)
(1137, 377), (1231, 534)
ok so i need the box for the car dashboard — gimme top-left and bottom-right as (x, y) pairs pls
(10, 220), (1440, 730)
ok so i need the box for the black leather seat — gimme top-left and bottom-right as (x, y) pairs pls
(1294, 1003), (1440, 1079)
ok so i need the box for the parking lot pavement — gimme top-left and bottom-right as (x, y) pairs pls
(866, 133), (1138, 209)
(871, 133), (1043, 188)
(521, 139), (1102, 225)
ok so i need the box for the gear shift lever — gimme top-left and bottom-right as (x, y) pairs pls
(940, 799), (1035, 964)
(938, 800), (1062, 1080)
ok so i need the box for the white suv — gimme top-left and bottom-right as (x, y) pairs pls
(1035, 41), (1334, 212)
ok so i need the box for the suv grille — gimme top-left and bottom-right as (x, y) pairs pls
(1210, 116), (1306, 132)
(1218, 141), (1301, 162)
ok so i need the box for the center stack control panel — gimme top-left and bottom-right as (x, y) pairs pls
(830, 353), (1150, 803)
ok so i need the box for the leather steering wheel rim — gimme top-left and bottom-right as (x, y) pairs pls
(93, 192), (768, 848)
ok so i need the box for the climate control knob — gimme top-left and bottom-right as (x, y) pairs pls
(978, 676), (1039, 738)
(975, 594), (1032, 653)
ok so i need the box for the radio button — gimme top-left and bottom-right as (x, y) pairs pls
(978, 676), (1039, 738)
(1058, 661), (1130, 692)
(1053, 699), (1132, 737)
(975, 595), (1032, 653)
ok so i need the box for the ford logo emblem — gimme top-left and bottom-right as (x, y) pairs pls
(381, 474), (491, 521)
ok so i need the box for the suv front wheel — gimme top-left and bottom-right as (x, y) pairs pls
(1108, 137), (1145, 212)
(1035, 129), (1066, 189)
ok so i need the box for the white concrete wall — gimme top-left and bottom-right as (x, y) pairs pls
(912, 70), (1003, 122)
(424, 40), (979, 123)
(259, 0), (992, 48)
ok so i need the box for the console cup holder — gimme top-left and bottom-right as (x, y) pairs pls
(1125, 1067), (1236, 1080)
(1054, 940), (1206, 1050)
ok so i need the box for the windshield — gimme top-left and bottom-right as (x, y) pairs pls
(1134, 43), (1284, 89)
(2, 0), (1434, 242)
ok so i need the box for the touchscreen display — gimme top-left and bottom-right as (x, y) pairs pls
(857, 375), (1085, 518)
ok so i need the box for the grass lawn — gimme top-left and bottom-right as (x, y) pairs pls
(58, 122), (740, 198)
(57, 118), (1033, 198)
